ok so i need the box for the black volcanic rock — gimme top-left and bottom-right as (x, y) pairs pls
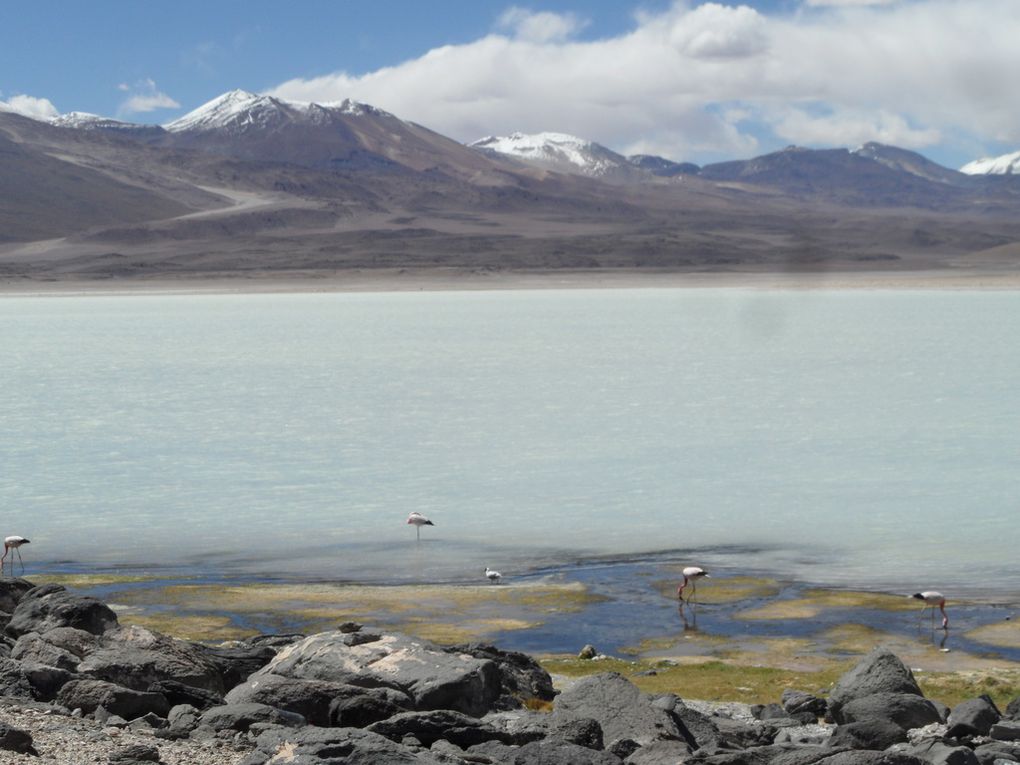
(6, 585), (118, 638)
(827, 648), (925, 723)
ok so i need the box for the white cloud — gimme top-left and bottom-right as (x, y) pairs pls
(770, 107), (942, 149)
(117, 78), (180, 115)
(496, 7), (588, 43)
(267, 0), (1020, 164)
(805, 0), (899, 6)
(0, 94), (59, 120)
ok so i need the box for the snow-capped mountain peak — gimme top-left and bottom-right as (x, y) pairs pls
(164, 89), (292, 133)
(469, 131), (628, 177)
(960, 150), (1020, 176)
(50, 111), (149, 131)
(163, 90), (392, 134)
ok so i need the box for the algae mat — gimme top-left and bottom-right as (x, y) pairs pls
(107, 579), (605, 645)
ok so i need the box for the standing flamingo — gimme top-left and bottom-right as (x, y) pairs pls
(677, 566), (709, 604)
(2, 536), (30, 576)
(485, 567), (502, 584)
(406, 512), (434, 541)
(912, 591), (948, 629)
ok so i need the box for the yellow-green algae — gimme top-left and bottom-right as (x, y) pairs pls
(105, 579), (602, 645)
(121, 613), (256, 643)
(736, 589), (918, 621)
(33, 573), (178, 588)
(541, 656), (1020, 709)
(652, 575), (782, 604)
(965, 621), (1020, 649)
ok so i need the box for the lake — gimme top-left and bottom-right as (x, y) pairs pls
(2, 288), (1017, 596)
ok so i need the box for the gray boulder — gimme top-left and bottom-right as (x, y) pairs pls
(553, 673), (687, 747)
(1006, 697), (1020, 720)
(813, 754), (931, 765)
(76, 625), (225, 694)
(548, 717), (605, 750)
(892, 741), (979, 765)
(445, 642), (557, 709)
(972, 741), (1020, 764)
(625, 739), (694, 764)
(947, 696), (1001, 738)
(239, 726), (448, 765)
(200, 702), (305, 732)
(108, 743), (161, 763)
(991, 720), (1020, 741)
(11, 631), (80, 671)
(481, 709), (552, 745)
(775, 725), (834, 746)
(0, 579), (35, 613)
(258, 630), (501, 716)
(146, 679), (224, 710)
(506, 740), (623, 764)
(5, 585), (118, 637)
(0, 657), (39, 699)
(196, 641), (277, 690)
(330, 684), (415, 728)
(167, 703), (201, 731)
(56, 678), (170, 719)
(828, 720), (907, 750)
(784, 689), (829, 718)
(840, 693), (941, 731)
(828, 649), (925, 723)
(40, 626), (102, 657)
(225, 672), (354, 726)
(650, 692), (771, 750)
(19, 660), (74, 700)
(367, 709), (511, 748)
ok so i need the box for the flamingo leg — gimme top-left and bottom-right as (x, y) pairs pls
(416, 526), (420, 542)
(16, 548), (24, 575)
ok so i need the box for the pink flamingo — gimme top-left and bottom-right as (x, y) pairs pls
(677, 566), (709, 604)
(912, 591), (948, 629)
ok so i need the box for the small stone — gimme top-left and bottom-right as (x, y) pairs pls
(578, 644), (598, 660)
(337, 622), (362, 633)
(108, 742), (161, 763)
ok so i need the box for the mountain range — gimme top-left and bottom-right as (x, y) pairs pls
(2, 89), (1019, 284)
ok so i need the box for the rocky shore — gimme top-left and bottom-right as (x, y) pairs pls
(1, 579), (1019, 764)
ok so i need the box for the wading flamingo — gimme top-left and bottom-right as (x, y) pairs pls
(2, 536), (30, 576)
(912, 591), (948, 629)
(485, 567), (502, 584)
(406, 512), (434, 541)
(677, 566), (709, 604)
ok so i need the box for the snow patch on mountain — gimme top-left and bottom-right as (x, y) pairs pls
(51, 112), (148, 131)
(469, 131), (627, 177)
(960, 150), (1020, 175)
(164, 89), (391, 133)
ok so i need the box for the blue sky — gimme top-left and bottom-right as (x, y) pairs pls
(2, 1), (1017, 168)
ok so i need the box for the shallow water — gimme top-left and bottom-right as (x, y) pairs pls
(2, 289), (1018, 596)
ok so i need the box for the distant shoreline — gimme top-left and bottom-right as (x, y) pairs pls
(2, 267), (1020, 297)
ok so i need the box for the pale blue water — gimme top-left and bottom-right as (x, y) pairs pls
(1, 289), (1017, 595)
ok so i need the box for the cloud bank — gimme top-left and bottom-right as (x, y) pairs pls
(0, 94), (59, 120)
(118, 78), (180, 116)
(268, 0), (1020, 164)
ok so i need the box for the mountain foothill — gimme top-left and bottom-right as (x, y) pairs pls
(2, 89), (1019, 283)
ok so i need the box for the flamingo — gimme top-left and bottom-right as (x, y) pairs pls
(485, 567), (502, 585)
(912, 591), (948, 629)
(677, 566), (709, 604)
(406, 512), (434, 541)
(2, 536), (30, 576)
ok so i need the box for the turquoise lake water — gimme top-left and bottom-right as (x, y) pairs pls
(1, 289), (1017, 595)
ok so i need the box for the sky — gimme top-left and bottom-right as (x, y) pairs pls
(1, 0), (1017, 168)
